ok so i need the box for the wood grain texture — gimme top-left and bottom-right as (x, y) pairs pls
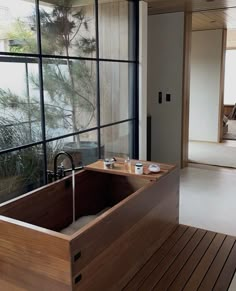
(74, 170), (111, 218)
(213, 242), (236, 290)
(0, 163), (179, 290)
(198, 236), (235, 291)
(181, 12), (192, 168)
(227, 29), (236, 49)
(192, 9), (236, 31)
(153, 229), (206, 290)
(0, 217), (71, 291)
(224, 105), (235, 116)
(71, 169), (179, 290)
(218, 29), (227, 142)
(124, 225), (188, 290)
(85, 159), (176, 181)
(183, 233), (226, 290)
(148, 0), (236, 15)
(168, 231), (216, 290)
(138, 227), (197, 291)
(126, 227), (236, 291)
(0, 175), (74, 231)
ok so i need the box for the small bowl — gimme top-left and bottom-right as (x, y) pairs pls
(104, 159), (115, 169)
(148, 164), (160, 173)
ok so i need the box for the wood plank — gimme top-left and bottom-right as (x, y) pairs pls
(71, 170), (179, 272)
(71, 169), (179, 275)
(85, 159), (176, 181)
(74, 170), (111, 218)
(218, 29), (227, 142)
(0, 260), (71, 291)
(168, 231), (216, 291)
(229, 271), (236, 291)
(181, 12), (192, 168)
(148, 0), (236, 15)
(0, 174), (74, 231)
(153, 228), (207, 290)
(124, 225), (188, 290)
(0, 279), (25, 291)
(138, 227), (197, 291)
(74, 206), (177, 290)
(72, 170), (179, 290)
(213, 241), (236, 291)
(198, 236), (235, 291)
(184, 233), (226, 291)
(0, 217), (72, 290)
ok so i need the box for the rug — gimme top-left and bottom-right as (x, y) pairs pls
(189, 141), (236, 168)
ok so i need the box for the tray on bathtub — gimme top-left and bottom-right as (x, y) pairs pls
(85, 159), (176, 181)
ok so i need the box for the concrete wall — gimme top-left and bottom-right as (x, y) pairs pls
(147, 12), (185, 166)
(189, 30), (223, 142)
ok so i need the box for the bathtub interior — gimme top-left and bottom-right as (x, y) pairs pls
(0, 170), (151, 234)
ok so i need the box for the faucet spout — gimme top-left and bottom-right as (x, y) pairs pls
(53, 151), (75, 181)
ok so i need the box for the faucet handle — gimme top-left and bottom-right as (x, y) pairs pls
(57, 164), (65, 179)
(47, 170), (54, 183)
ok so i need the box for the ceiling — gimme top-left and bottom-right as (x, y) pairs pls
(192, 8), (236, 30)
(147, 0), (236, 48)
(147, 0), (236, 15)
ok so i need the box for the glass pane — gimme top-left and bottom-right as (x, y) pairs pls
(0, 0), (37, 54)
(47, 131), (98, 173)
(101, 122), (132, 158)
(98, 0), (135, 60)
(39, 0), (96, 58)
(0, 145), (44, 203)
(0, 56), (42, 150)
(100, 61), (133, 125)
(42, 58), (97, 139)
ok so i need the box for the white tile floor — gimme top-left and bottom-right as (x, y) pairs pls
(180, 164), (236, 236)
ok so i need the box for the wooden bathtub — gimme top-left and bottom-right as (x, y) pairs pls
(0, 160), (179, 291)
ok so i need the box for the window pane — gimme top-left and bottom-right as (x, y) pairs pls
(39, 0), (96, 58)
(99, 0), (135, 60)
(0, 145), (44, 203)
(47, 131), (98, 172)
(0, 57), (42, 150)
(101, 122), (132, 158)
(100, 61), (134, 125)
(42, 58), (97, 139)
(0, 0), (37, 54)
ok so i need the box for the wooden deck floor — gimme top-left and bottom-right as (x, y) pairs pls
(124, 225), (236, 291)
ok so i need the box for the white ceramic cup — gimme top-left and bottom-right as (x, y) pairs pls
(135, 163), (143, 175)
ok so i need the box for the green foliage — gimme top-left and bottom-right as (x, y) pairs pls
(0, 2), (97, 196)
(7, 19), (36, 53)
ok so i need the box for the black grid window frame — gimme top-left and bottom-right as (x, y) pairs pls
(0, 0), (139, 184)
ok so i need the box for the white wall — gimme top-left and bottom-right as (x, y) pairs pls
(189, 30), (223, 142)
(224, 50), (236, 105)
(147, 12), (185, 166)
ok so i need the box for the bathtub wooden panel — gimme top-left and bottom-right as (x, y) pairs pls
(109, 175), (150, 205)
(0, 216), (72, 291)
(0, 159), (179, 291)
(85, 159), (175, 181)
(74, 170), (111, 217)
(0, 177), (74, 231)
(71, 168), (179, 290)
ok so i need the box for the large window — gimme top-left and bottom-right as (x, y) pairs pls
(0, 0), (138, 203)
